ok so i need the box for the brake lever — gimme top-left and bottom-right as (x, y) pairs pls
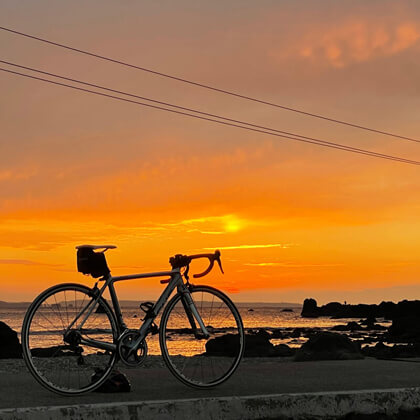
(214, 250), (224, 274)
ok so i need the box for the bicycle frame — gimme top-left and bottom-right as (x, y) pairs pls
(73, 267), (209, 354)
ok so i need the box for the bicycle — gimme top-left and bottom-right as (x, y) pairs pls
(21, 245), (245, 395)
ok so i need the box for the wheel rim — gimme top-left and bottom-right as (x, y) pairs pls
(22, 285), (117, 394)
(160, 287), (244, 387)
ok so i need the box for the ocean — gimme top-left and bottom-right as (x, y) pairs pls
(1, 304), (379, 355)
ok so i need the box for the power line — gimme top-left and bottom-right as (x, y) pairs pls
(1, 66), (419, 166)
(2, 58), (414, 161)
(1, 25), (419, 145)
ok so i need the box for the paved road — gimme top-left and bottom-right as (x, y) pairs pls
(1, 357), (420, 410)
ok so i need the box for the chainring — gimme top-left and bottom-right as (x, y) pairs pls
(117, 330), (148, 367)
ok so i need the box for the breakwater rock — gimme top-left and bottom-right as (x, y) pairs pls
(294, 332), (363, 361)
(301, 298), (420, 320)
(0, 321), (22, 359)
(206, 330), (295, 357)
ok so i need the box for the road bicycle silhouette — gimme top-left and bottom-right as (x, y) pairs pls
(21, 245), (245, 395)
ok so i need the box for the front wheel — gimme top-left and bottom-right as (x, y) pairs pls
(21, 283), (119, 395)
(159, 285), (245, 388)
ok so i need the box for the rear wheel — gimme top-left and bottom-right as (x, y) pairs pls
(21, 283), (118, 395)
(159, 285), (244, 388)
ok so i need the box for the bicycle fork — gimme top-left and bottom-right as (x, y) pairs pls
(180, 287), (210, 339)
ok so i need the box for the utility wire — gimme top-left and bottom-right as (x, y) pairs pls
(1, 25), (419, 144)
(1, 67), (419, 166)
(2, 58), (414, 161)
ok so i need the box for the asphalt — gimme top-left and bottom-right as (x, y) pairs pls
(1, 357), (420, 411)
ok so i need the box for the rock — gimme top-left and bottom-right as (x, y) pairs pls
(30, 345), (82, 357)
(301, 298), (320, 318)
(272, 344), (294, 357)
(291, 328), (303, 338)
(281, 308), (293, 312)
(0, 321), (22, 359)
(294, 332), (363, 361)
(93, 369), (131, 393)
(365, 323), (387, 331)
(362, 342), (393, 358)
(205, 334), (243, 357)
(362, 342), (420, 359)
(243, 331), (274, 357)
(256, 329), (271, 339)
(300, 299), (420, 320)
(271, 329), (284, 338)
(388, 316), (420, 342)
(322, 302), (343, 316)
(205, 331), (292, 357)
(331, 321), (364, 332)
(360, 316), (377, 326)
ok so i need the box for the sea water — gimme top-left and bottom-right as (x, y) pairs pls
(0, 305), (375, 355)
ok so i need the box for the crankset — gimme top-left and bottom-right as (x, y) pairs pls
(117, 330), (148, 367)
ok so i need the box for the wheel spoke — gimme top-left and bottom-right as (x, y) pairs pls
(160, 286), (244, 388)
(22, 284), (118, 395)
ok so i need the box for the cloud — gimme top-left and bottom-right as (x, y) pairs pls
(151, 215), (248, 235)
(271, 20), (420, 68)
(0, 167), (39, 182)
(203, 243), (295, 251)
(0, 259), (61, 267)
(245, 262), (341, 268)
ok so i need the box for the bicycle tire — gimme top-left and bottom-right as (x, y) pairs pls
(159, 285), (245, 388)
(21, 283), (119, 395)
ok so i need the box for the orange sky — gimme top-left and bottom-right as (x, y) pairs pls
(0, 1), (419, 303)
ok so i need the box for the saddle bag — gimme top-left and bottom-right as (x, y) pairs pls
(77, 248), (110, 278)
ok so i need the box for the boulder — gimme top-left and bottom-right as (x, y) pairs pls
(362, 342), (420, 359)
(360, 316), (377, 326)
(331, 321), (363, 332)
(294, 332), (363, 361)
(362, 342), (393, 358)
(388, 316), (420, 342)
(272, 344), (294, 357)
(205, 333), (242, 357)
(301, 298), (320, 318)
(243, 330), (273, 357)
(271, 329), (284, 338)
(205, 331), (293, 357)
(291, 328), (303, 338)
(0, 321), (22, 359)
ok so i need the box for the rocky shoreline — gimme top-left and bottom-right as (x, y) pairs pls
(4, 297), (420, 369)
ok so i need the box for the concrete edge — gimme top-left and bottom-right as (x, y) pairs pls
(1, 388), (420, 420)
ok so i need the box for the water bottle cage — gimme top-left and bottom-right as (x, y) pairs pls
(139, 302), (155, 320)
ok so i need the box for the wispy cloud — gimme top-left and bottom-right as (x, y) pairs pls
(245, 262), (341, 268)
(203, 243), (295, 251)
(149, 215), (248, 235)
(272, 20), (420, 68)
(0, 259), (62, 267)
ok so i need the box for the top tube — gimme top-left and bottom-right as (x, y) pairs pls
(111, 269), (178, 283)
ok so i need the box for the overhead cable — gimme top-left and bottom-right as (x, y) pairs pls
(1, 25), (419, 144)
(1, 66), (418, 166)
(2, 58), (413, 160)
